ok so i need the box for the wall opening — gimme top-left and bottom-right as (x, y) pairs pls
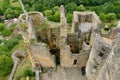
(99, 48), (105, 57)
(81, 66), (86, 75)
(70, 43), (79, 54)
(86, 42), (89, 45)
(50, 45), (60, 65)
(73, 59), (77, 65)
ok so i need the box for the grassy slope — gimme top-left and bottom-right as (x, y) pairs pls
(0, 0), (20, 8)
(14, 57), (35, 80)
(0, 0), (3, 8)
(10, 0), (20, 7)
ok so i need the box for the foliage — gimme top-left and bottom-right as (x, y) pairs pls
(0, 23), (5, 31)
(0, 45), (9, 52)
(65, 2), (77, 12)
(109, 23), (117, 29)
(20, 23), (27, 30)
(44, 10), (52, 17)
(23, 69), (35, 77)
(30, 38), (36, 45)
(52, 6), (60, 14)
(3, 39), (18, 50)
(48, 11), (60, 22)
(4, 7), (20, 19)
(0, 55), (13, 77)
(99, 13), (107, 21)
(77, 4), (86, 11)
(32, 3), (46, 12)
(106, 13), (117, 22)
(2, 0), (10, 10)
(0, 8), (4, 16)
(2, 30), (12, 37)
(103, 2), (115, 13)
(67, 12), (73, 23)
(0, 17), (2, 22)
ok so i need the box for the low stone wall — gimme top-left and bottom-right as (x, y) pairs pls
(9, 50), (27, 80)
(19, 12), (45, 26)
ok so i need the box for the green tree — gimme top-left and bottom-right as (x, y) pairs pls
(0, 45), (9, 52)
(0, 8), (4, 16)
(52, 6), (60, 14)
(44, 10), (52, 17)
(0, 18), (2, 22)
(77, 4), (86, 11)
(106, 13), (116, 22)
(65, 2), (77, 12)
(103, 2), (115, 13)
(32, 3), (46, 12)
(67, 13), (73, 23)
(99, 13), (107, 21)
(53, 11), (60, 22)
(23, 69), (35, 77)
(0, 23), (5, 31)
(0, 55), (13, 77)
(2, 30), (12, 37)
(2, 0), (10, 10)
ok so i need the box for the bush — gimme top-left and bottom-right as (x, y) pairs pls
(99, 13), (107, 21)
(0, 18), (2, 22)
(0, 55), (13, 77)
(44, 10), (52, 17)
(4, 39), (18, 49)
(109, 23), (116, 29)
(67, 13), (73, 23)
(0, 45), (9, 52)
(0, 23), (5, 31)
(65, 2), (77, 12)
(106, 13), (116, 22)
(52, 6), (60, 14)
(77, 4), (86, 11)
(23, 69), (35, 77)
(2, 30), (12, 37)
(48, 11), (60, 22)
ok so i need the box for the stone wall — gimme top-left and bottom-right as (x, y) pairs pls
(31, 43), (56, 67)
(71, 12), (101, 33)
(60, 5), (68, 42)
(86, 34), (111, 80)
(60, 42), (90, 68)
(19, 12), (45, 26)
(96, 34), (120, 80)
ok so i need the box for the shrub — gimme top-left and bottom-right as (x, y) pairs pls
(106, 13), (116, 22)
(2, 30), (12, 37)
(0, 23), (5, 31)
(44, 10), (52, 17)
(0, 55), (13, 77)
(77, 4), (86, 11)
(99, 13), (107, 21)
(4, 39), (18, 49)
(65, 2), (77, 12)
(23, 69), (35, 77)
(67, 13), (73, 23)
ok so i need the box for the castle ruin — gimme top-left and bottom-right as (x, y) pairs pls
(10, 4), (120, 80)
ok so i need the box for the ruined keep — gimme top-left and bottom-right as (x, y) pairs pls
(10, 4), (120, 80)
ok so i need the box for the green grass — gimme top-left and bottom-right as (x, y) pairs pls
(14, 57), (35, 80)
(0, 0), (21, 8)
(10, 1), (21, 8)
(0, 0), (4, 8)
(10, 40), (26, 54)
(0, 75), (9, 80)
